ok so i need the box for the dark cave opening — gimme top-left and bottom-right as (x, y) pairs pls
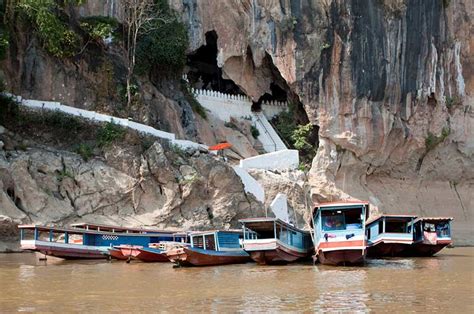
(186, 31), (244, 94)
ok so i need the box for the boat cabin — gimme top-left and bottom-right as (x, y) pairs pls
(240, 218), (312, 250)
(19, 224), (186, 249)
(410, 217), (453, 244)
(366, 215), (416, 244)
(188, 230), (243, 252)
(313, 201), (369, 240)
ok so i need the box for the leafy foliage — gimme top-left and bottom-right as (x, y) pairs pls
(181, 80), (207, 119)
(135, 0), (188, 74)
(17, 0), (82, 58)
(291, 123), (313, 151)
(425, 127), (450, 151)
(251, 125), (260, 139)
(97, 120), (126, 147)
(79, 16), (118, 42)
(75, 143), (94, 161)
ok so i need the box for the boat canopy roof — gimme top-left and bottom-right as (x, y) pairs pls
(312, 200), (370, 217)
(366, 214), (417, 226)
(188, 229), (242, 237)
(413, 217), (453, 223)
(18, 224), (179, 237)
(70, 223), (177, 234)
(239, 217), (310, 234)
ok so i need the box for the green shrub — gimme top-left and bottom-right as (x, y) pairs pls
(135, 0), (188, 74)
(0, 94), (19, 124)
(79, 16), (118, 42)
(45, 110), (82, 132)
(181, 80), (207, 119)
(425, 127), (450, 151)
(17, 0), (82, 58)
(292, 123), (313, 151)
(251, 125), (260, 138)
(75, 143), (94, 161)
(97, 120), (126, 147)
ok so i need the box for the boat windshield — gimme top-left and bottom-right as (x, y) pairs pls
(321, 209), (363, 231)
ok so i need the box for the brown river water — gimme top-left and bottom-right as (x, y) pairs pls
(0, 248), (473, 313)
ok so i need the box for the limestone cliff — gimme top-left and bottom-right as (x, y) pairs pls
(171, 0), (473, 244)
(0, 0), (472, 245)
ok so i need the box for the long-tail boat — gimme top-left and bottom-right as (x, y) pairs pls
(311, 201), (369, 265)
(18, 223), (185, 260)
(165, 230), (250, 266)
(239, 217), (313, 264)
(135, 233), (190, 262)
(366, 215), (417, 257)
(404, 217), (453, 256)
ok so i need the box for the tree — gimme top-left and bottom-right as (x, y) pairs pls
(120, 0), (171, 108)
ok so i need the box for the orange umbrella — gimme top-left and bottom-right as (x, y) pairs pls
(208, 142), (232, 150)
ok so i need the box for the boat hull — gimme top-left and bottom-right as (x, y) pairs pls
(317, 249), (366, 266)
(136, 248), (169, 262)
(22, 240), (106, 259)
(367, 242), (412, 257)
(167, 247), (250, 267)
(108, 248), (128, 260)
(115, 245), (142, 259)
(246, 241), (311, 265)
(402, 240), (452, 257)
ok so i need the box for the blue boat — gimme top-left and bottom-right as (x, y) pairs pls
(312, 201), (369, 265)
(240, 217), (313, 264)
(165, 230), (250, 266)
(18, 223), (186, 260)
(366, 215), (417, 257)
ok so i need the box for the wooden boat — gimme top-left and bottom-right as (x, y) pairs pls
(165, 230), (250, 266)
(239, 217), (313, 264)
(404, 217), (453, 256)
(311, 201), (369, 266)
(135, 239), (190, 262)
(107, 247), (128, 260)
(366, 215), (417, 257)
(18, 224), (186, 260)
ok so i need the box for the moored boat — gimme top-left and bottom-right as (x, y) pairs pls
(366, 215), (417, 257)
(404, 217), (453, 256)
(19, 224), (186, 260)
(165, 230), (250, 266)
(239, 217), (313, 265)
(311, 201), (369, 266)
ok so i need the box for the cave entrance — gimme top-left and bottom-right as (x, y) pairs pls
(251, 82), (288, 112)
(186, 31), (244, 94)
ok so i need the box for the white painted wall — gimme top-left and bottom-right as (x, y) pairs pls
(261, 101), (288, 119)
(270, 193), (289, 223)
(233, 166), (265, 203)
(239, 149), (299, 171)
(193, 88), (287, 153)
(252, 112), (287, 152)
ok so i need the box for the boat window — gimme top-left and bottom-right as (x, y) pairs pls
(192, 236), (204, 249)
(321, 209), (362, 231)
(436, 222), (450, 237)
(321, 212), (345, 231)
(205, 234), (216, 251)
(378, 221), (384, 233)
(385, 221), (407, 233)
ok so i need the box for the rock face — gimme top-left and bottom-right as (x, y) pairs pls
(1, 0), (473, 245)
(172, 0), (474, 244)
(0, 135), (264, 250)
